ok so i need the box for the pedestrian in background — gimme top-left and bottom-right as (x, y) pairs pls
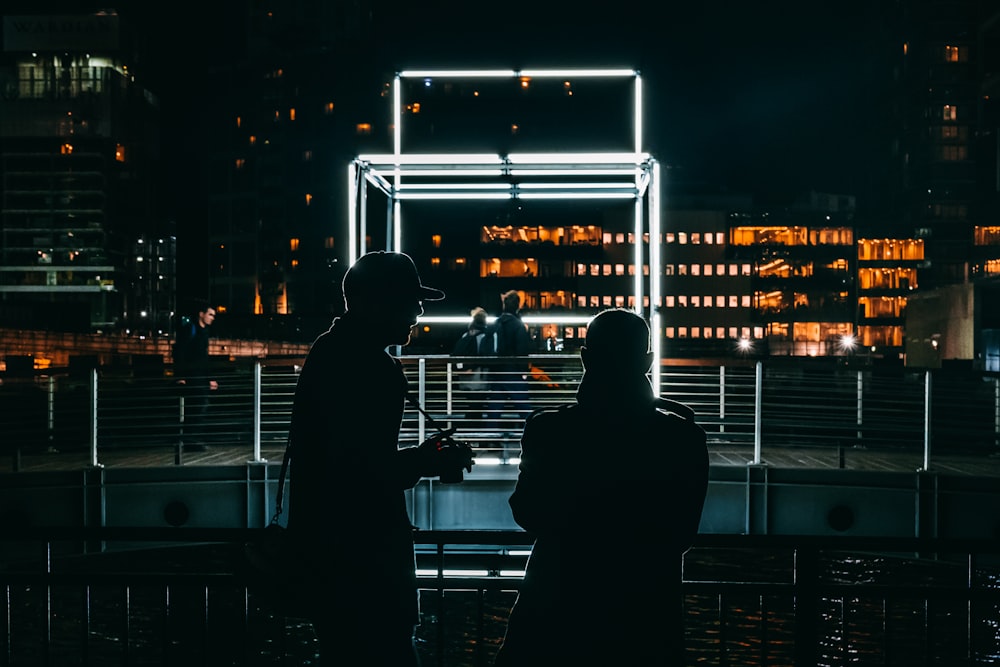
(488, 290), (532, 434)
(450, 306), (496, 429)
(494, 308), (710, 666)
(173, 299), (218, 451)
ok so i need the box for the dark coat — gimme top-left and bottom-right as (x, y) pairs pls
(495, 372), (710, 665)
(287, 314), (425, 626)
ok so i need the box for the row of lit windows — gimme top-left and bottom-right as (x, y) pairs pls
(730, 227), (853, 246)
(666, 295), (752, 308)
(857, 239), (925, 260)
(667, 327), (764, 340)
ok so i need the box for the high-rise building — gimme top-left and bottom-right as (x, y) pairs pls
(0, 10), (171, 333)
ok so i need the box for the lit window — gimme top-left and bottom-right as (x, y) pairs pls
(692, 296), (700, 307)
(236, 116), (242, 127)
(324, 236), (334, 249)
(665, 233), (676, 243)
(616, 233), (625, 244)
(305, 193), (312, 205)
(704, 264), (713, 276)
(61, 143), (73, 155)
(729, 264), (738, 276)
(303, 150), (312, 160)
(666, 327), (675, 338)
(615, 264), (625, 276)
(942, 105), (957, 121)
(704, 233), (713, 245)
(603, 232), (612, 244)
(716, 233), (725, 244)
(691, 265), (700, 276)
(235, 158), (245, 169)
(742, 295), (751, 307)
(678, 327), (688, 338)
(406, 103), (421, 113)
(289, 108), (296, 121)
(716, 296), (725, 307)
(742, 264), (751, 276)
(511, 124), (519, 134)
(590, 264), (600, 276)
(291, 259), (299, 268)
(289, 238), (300, 251)
(602, 296), (612, 307)
(430, 257), (441, 267)
(603, 264), (612, 276)
(729, 296), (738, 308)
(432, 234), (442, 248)
(356, 123), (372, 135)
(665, 264), (675, 276)
(274, 110), (280, 121)
(115, 144), (125, 162)
(678, 265), (687, 276)
(665, 296), (675, 307)
(249, 135), (256, 145)
(520, 76), (531, 89)
(678, 232), (688, 244)
(324, 102), (334, 114)
(691, 233), (701, 244)
(717, 264), (726, 275)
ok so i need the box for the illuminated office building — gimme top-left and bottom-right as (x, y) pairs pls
(0, 10), (170, 333)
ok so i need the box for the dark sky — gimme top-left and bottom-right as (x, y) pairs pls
(8, 1), (884, 204)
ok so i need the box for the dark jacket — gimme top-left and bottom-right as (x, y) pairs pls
(495, 371), (709, 665)
(287, 313), (425, 626)
(491, 311), (531, 375)
(173, 322), (211, 384)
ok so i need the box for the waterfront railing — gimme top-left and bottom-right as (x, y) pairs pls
(2, 527), (999, 665)
(1, 356), (999, 472)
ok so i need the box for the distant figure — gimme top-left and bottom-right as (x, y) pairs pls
(287, 251), (474, 666)
(173, 300), (218, 451)
(494, 308), (710, 666)
(488, 290), (532, 432)
(450, 306), (496, 428)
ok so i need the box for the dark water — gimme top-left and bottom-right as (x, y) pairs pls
(3, 546), (999, 666)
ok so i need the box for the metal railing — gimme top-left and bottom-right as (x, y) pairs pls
(2, 527), (999, 666)
(2, 356), (999, 472)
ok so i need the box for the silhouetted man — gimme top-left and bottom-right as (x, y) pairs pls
(173, 300), (217, 451)
(287, 251), (473, 666)
(494, 308), (709, 666)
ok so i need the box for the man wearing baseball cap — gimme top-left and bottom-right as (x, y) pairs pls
(287, 251), (471, 665)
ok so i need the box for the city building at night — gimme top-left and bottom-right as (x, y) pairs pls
(0, 10), (173, 334)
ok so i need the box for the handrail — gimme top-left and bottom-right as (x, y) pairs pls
(2, 528), (999, 666)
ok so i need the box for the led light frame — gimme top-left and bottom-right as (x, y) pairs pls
(347, 68), (663, 390)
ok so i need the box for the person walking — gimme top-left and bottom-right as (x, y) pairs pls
(286, 250), (473, 666)
(173, 300), (218, 451)
(494, 308), (710, 666)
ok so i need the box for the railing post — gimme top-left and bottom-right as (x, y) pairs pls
(89, 366), (100, 468)
(251, 360), (264, 463)
(856, 369), (863, 445)
(418, 357), (427, 444)
(753, 361), (763, 465)
(922, 369), (932, 472)
(719, 365), (726, 435)
(994, 378), (999, 452)
(47, 375), (56, 452)
(793, 545), (819, 666)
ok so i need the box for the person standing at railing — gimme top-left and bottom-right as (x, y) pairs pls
(494, 308), (710, 667)
(173, 300), (218, 452)
(487, 290), (532, 435)
(286, 251), (473, 667)
(450, 306), (496, 430)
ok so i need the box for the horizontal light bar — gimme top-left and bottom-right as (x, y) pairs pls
(517, 182), (636, 190)
(370, 167), (504, 178)
(507, 152), (649, 164)
(508, 168), (644, 177)
(519, 68), (636, 77)
(519, 192), (637, 200)
(395, 192), (513, 200)
(416, 569), (491, 577)
(400, 70), (518, 78)
(398, 183), (513, 190)
(357, 153), (504, 165)
(399, 69), (636, 79)
(418, 315), (596, 326)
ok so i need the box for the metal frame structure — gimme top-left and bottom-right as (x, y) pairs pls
(347, 68), (664, 388)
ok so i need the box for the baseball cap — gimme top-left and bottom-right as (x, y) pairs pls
(342, 251), (445, 303)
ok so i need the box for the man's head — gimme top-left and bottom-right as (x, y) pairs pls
(470, 307), (488, 329)
(501, 290), (521, 314)
(581, 308), (652, 376)
(342, 251), (445, 346)
(192, 300), (216, 328)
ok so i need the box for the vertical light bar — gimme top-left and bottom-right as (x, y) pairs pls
(347, 162), (358, 265)
(359, 166), (368, 257)
(649, 160), (662, 394)
(633, 73), (643, 155)
(393, 74), (403, 252)
(394, 74), (402, 156)
(633, 187), (643, 316)
(393, 199), (402, 252)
